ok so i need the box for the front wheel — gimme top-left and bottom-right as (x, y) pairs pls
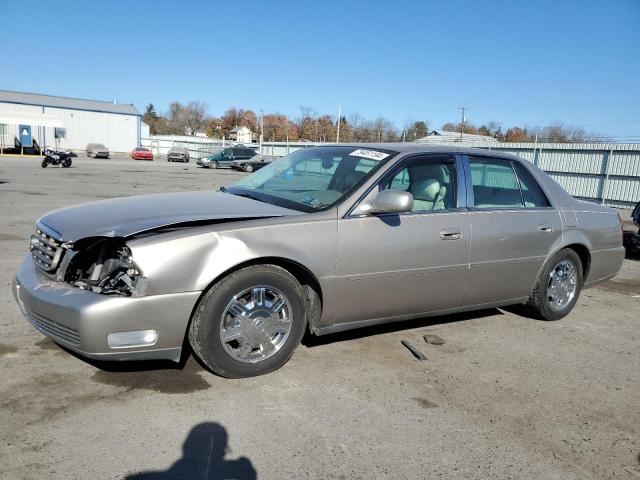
(243, 164), (254, 173)
(526, 248), (583, 321)
(188, 265), (307, 378)
(41, 159), (48, 168)
(62, 158), (72, 168)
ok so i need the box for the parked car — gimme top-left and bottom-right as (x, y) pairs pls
(13, 145), (625, 378)
(231, 154), (277, 173)
(86, 143), (110, 158)
(196, 146), (257, 169)
(167, 147), (189, 162)
(131, 147), (153, 161)
(623, 200), (640, 256)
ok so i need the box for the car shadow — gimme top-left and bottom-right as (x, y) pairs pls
(125, 422), (257, 479)
(303, 308), (503, 347)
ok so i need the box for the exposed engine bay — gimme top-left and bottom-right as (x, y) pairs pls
(64, 238), (142, 296)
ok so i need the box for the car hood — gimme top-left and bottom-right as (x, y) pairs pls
(38, 191), (301, 242)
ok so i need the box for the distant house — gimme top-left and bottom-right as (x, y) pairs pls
(415, 129), (498, 145)
(228, 126), (257, 144)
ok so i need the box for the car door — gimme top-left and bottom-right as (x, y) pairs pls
(232, 148), (243, 160)
(463, 155), (563, 306)
(221, 148), (234, 164)
(334, 154), (471, 325)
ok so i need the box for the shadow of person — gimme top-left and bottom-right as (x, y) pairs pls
(126, 422), (256, 480)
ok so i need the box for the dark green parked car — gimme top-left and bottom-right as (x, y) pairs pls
(197, 146), (257, 169)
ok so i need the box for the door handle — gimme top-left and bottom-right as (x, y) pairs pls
(537, 224), (553, 234)
(439, 229), (462, 240)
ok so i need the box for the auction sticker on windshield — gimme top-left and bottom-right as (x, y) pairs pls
(348, 149), (390, 161)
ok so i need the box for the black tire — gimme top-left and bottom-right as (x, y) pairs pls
(188, 265), (307, 378)
(41, 159), (48, 168)
(525, 248), (583, 321)
(244, 164), (254, 173)
(212, 161), (219, 169)
(63, 158), (72, 168)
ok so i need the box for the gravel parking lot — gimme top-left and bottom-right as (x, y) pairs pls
(1, 155), (639, 479)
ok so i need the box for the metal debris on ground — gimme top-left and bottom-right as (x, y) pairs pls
(401, 340), (427, 361)
(423, 334), (446, 345)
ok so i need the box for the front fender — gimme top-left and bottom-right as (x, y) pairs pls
(127, 219), (337, 299)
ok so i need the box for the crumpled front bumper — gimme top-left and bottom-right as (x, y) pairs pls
(12, 255), (201, 362)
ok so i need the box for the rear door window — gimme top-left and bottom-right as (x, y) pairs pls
(513, 162), (551, 207)
(469, 156), (523, 208)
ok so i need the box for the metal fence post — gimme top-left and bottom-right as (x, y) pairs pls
(601, 149), (613, 205)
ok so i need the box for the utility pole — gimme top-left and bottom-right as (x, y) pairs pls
(458, 107), (467, 142)
(336, 105), (342, 143)
(259, 109), (264, 155)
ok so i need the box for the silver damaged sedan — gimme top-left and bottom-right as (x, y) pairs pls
(13, 145), (625, 377)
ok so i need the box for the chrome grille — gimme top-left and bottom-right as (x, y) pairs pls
(30, 227), (64, 273)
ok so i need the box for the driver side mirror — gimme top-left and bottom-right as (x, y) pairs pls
(352, 190), (414, 216)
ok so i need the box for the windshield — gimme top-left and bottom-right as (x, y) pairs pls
(224, 146), (396, 212)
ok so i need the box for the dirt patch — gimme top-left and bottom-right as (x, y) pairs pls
(0, 372), (112, 425)
(0, 233), (23, 241)
(0, 344), (18, 356)
(35, 337), (62, 351)
(91, 356), (210, 394)
(593, 278), (640, 296)
(413, 397), (438, 409)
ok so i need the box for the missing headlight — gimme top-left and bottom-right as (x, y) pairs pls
(65, 238), (142, 296)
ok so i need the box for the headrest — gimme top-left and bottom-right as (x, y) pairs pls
(413, 178), (441, 201)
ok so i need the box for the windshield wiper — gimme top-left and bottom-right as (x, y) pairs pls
(223, 188), (265, 203)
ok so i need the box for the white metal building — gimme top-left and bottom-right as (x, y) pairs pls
(0, 90), (141, 153)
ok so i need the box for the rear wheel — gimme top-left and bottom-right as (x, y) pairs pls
(188, 265), (307, 378)
(526, 248), (583, 321)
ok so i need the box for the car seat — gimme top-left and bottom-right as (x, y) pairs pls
(410, 178), (446, 211)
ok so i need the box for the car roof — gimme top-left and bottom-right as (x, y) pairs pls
(315, 143), (523, 162)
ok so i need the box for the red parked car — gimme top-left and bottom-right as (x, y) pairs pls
(131, 147), (153, 161)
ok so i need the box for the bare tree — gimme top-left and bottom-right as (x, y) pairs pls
(183, 101), (208, 135)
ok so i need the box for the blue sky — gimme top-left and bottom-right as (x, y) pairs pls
(1, 0), (638, 140)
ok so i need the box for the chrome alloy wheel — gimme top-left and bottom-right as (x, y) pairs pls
(546, 259), (577, 311)
(220, 285), (293, 363)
